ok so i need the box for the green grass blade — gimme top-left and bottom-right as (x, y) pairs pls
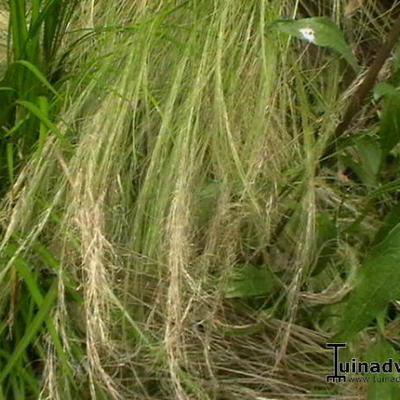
(16, 100), (69, 147)
(0, 281), (57, 383)
(6, 143), (14, 185)
(28, 0), (58, 40)
(9, 0), (28, 60)
(0, 87), (17, 94)
(36, 96), (49, 157)
(15, 60), (61, 98)
(3, 116), (29, 138)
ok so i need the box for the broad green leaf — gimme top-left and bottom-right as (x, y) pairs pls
(374, 202), (400, 245)
(341, 134), (382, 185)
(312, 213), (337, 275)
(224, 263), (277, 298)
(374, 82), (398, 100)
(336, 223), (400, 340)
(376, 83), (400, 157)
(364, 338), (400, 400)
(270, 17), (359, 71)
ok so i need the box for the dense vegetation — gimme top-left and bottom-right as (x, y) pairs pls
(1, 1), (400, 399)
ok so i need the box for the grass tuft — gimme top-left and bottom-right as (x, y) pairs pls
(1, 0), (400, 398)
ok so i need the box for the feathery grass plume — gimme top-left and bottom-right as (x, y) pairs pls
(0, 0), (395, 398)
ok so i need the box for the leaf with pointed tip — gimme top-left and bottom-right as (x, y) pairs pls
(335, 223), (400, 340)
(374, 82), (400, 157)
(270, 17), (359, 71)
(224, 263), (278, 298)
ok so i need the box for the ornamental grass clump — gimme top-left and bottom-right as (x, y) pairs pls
(1, 1), (400, 399)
